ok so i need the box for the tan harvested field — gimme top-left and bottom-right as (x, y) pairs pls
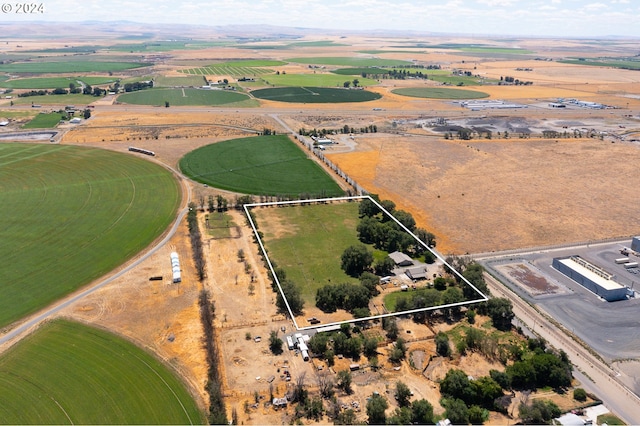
(327, 133), (640, 254)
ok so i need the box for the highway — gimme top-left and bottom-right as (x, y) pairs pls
(485, 272), (640, 424)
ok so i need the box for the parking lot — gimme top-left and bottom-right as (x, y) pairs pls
(481, 240), (640, 375)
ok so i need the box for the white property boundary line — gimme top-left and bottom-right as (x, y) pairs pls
(243, 195), (489, 331)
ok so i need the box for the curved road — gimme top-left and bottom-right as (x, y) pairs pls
(485, 272), (640, 424)
(0, 166), (192, 350)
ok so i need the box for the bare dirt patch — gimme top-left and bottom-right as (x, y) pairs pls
(64, 217), (209, 408)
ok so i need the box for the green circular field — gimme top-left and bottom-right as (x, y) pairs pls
(392, 87), (489, 99)
(179, 135), (344, 197)
(251, 86), (381, 103)
(0, 319), (204, 424)
(118, 87), (255, 106)
(0, 144), (180, 328)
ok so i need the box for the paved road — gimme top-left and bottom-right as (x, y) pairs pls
(485, 272), (640, 424)
(0, 167), (192, 349)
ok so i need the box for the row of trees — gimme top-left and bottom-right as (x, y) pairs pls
(123, 80), (153, 92)
(298, 124), (378, 137)
(187, 202), (206, 281)
(198, 291), (227, 424)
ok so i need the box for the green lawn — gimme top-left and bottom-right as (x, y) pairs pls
(0, 319), (204, 424)
(206, 212), (237, 239)
(117, 88), (257, 106)
(0, 144), (180, 328)
(0, 61), (148, 73)
(286, 57), (413, 67)
(250, 86), (381, 103)
(21, 111), (65, 128)
(392, 87), (489, 99)
(253, 202), (361, 302)
(261, 73), (378, 87)
(179, 135), (344, 197)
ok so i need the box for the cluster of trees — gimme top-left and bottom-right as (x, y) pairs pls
(307, 324), (378, 362)
(123, 80), (153, 92)
(198, 290), (227, 424)
(505, 338), (572, 390)
(357, 196), (436, 258)
(316, 270), (380, 318)
(439, 368), (503, 423)
(342, 78), (360, 88)
(518, 399), (561, 424)
(18, 83), (107, 98)
(365, 383), (435, 425)
(187, 202), (206, 281)
(316, 281), (372, 317)
(394, 286), (465, 320)
(499, 76), (533, 85)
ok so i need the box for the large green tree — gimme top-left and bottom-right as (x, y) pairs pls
(340, 244), (373, 277)
(366, 393), (388, 425)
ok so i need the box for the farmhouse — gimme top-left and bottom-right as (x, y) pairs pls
(389, 251), (413, 266)
(405, 265), (427, 281)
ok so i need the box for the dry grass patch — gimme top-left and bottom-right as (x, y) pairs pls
(328, 134), (640, 254)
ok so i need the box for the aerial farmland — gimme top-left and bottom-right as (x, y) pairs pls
(0, 18), (639, 426)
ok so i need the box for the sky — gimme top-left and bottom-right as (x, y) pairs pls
(3, 0), (640, 37)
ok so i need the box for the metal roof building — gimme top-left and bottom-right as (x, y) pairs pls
(552, 256), (627, 302)
(389, 251), (414, 266)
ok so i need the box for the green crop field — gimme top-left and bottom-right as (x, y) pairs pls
(179, 65), (275, 77)
(251, 86), (381, 103)
(221, 60), (287, 67)
(21, 111), (66, 128)
(331, 67), (388, 75)
(0, 110), (35, 120)
(0, 144), (180, 328)
(286, 57), (413, 67)
(0, 76), (116, 89)
(107, 40), (228, 52)
(179, 135), (344, 197)
(287, 41), (348, 48)
(117, 88), (257, 107)
(0, 61), (148, 73)
(0, 319), (204, 424)
(261, 73), (379, 87)
(559, 59), (640, 70)
(11, 93), (95, 105)
(392, 87), (489, 99)
(252, 202), (361, 302)
(154, 75), (208, 87)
